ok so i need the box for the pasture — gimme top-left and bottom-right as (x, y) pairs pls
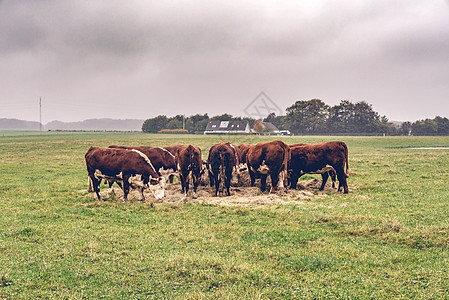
(1, 132), (449, 299)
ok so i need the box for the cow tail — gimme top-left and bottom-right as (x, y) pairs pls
(220, 152), (225, 176)
(282, 144), (290, 172)
(343, 142), (349, 177)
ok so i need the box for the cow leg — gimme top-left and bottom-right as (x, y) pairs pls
(260, 174), (267, 192)
(192, 174), (199, 198)
(87, 176), (93, 192)
(335, 169), (349, 194)
(270, 172), (280, 193)
(289, 173), (299, 189)
(184, 172), (190, 197)
(225, 171), (232, 196)
(138, 187), (145, 201)
(208, 170), (215, 187)
(122, 176), (130, 202)
(320, 172), (329, 191)
(89, 175), (103, 201)
(330, 171), (337, 189)
(214, 173), (220, 196)
(248, 168), (256, 187)
(180, 174), (185, 194)
(108, 180), (116, 195)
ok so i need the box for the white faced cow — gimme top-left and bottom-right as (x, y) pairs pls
(85, 147), (165, 202)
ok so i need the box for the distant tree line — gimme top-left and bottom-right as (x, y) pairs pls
(142, 114), (255, 134)
(142, 99), (449, 136)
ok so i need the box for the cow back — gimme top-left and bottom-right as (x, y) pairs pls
(247, 140), (289, 172)
(290, 141), (348, 174)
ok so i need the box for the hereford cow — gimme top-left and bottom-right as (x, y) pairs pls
(289, 141), (349, 193)
(246, 140), (290, 193)
(85, 147), (165, 202)
(176, 145), (204, 197)
(288, 143), (337, 189)
(106, 145), (176, 193)
(207, 143), (239, 196)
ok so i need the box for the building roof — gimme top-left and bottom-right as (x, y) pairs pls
(205, 120), (248, 132)
(262, 122), (279, 131)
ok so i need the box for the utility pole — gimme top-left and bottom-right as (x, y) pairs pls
(39, 97), (42, 131)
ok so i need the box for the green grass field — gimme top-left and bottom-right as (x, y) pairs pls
(1, 132), (449, 299)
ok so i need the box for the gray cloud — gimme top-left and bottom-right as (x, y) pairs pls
(1, 0), (448, 122)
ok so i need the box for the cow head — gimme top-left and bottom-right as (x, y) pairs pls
(256, 160), (270, 174)
(149, 176), (166, 199)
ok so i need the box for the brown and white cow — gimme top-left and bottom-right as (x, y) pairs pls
(207, 143), (239, 196)
(289, 141), (349, 193)
(174, 145), (204, 197)
(246, 140), (290, 193)
(288, 143), (337, 189)
(85, 147), (165, 202)
(104, 145), (175, 194)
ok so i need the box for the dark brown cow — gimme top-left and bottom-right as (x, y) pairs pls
(85, 147), (165, 202)
(288, 143), (337, 189)
(176, 145), (204, 197)
(289, 141), (349, 193)
(237, 143), (252, 165)
(207, 143), (239, 196)
(246, 140), (290, 193)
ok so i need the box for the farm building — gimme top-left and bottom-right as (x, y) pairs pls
(204, 121), (250, 135)
(252, 121), (291, 136)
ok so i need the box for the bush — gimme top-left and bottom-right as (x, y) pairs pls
(157, 129), (189, 134)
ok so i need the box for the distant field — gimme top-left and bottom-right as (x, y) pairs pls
(1, 132), (449, 298)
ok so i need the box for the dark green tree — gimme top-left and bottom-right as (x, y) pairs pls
(183, 114), (210, 133)
(435, 116), (449, 135)
(327, 100), (354, 133)
(210, 114), (234, 121)
(401, 121), (412, 136)
(352, 101), (382, 133)
(142, 115), (168, 133)
(284, 99), (329, 134)
(166, 118), (183, 129)
(412, 119), (438, 135)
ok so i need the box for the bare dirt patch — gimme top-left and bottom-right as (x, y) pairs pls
(84, 171), (339, 207)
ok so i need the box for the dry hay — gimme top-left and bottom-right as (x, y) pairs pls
(86, 170), (340, 207)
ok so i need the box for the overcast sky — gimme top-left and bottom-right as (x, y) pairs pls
(1, 0), (448, 123)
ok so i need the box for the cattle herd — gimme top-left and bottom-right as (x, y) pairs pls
(85, 140), (349, 202)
